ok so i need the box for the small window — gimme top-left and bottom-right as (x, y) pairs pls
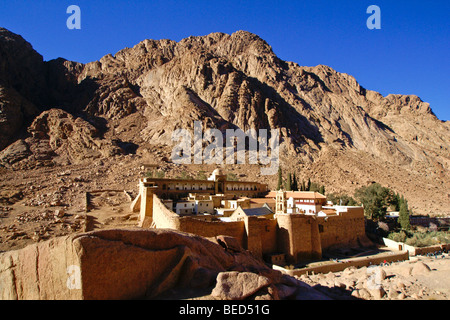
(319, 225), (324, 233)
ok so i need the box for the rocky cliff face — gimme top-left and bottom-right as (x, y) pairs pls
(0, 28), (448, 215)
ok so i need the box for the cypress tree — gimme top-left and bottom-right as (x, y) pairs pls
(277, 167), (283, 190)
(286, 173), (292, 191)
(292, 173), (298, 191)
(319, 185), (325, 195)
(398, 196), (411, 230)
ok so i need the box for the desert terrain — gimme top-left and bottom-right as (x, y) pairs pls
(0, 27), (449, 300)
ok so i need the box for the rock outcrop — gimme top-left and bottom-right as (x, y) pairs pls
(211, 272), (273, 300)
(0, 228), (327, 300)
(26, 108), (125, 164)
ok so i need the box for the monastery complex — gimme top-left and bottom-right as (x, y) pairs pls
(131, 169), (371, 265)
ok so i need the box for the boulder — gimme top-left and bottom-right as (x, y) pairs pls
(294, 282), (332, 300)
(54, 209), (65, 218)
(378, 268), (387, 281)
(0, 229), (256, 300)
(252, 284), (280, 300)
(387, 288), (399, 299)
(216, 235), (243, 253)
(351, 289), (361, 299)
(411, 262), (431, 276)
(275, 283), (298, 300)
(1, 228), (324, 300)
(359, 288), (373, 300)
(211, 272), (272, 300)
(0, 139), (31, 165)
(397, 292), (407, 300)
(369, 287), (386, 300)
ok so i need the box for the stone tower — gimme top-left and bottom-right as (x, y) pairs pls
(276, 189), (287, 214)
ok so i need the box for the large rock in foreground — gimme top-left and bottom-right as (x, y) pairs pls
(211, 272), (273, 300)
(0, 228), (328, 300)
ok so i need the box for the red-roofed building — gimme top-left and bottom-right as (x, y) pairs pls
(266, 191), (327, 214)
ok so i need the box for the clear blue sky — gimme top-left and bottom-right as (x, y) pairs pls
(1, 0), (449, 120)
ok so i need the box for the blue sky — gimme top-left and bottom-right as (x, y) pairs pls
(1, 0), (449, 120)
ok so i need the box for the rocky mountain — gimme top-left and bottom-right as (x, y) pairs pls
(0, 27), (449, 216)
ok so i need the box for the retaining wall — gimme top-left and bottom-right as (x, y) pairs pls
(276, 250), (410, 276)
(382, 237), (450, 256)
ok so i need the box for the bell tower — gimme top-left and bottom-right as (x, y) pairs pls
(276, 189), (287, 214)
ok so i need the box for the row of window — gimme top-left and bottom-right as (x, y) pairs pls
(294, 199), (316, 203)
(178, 202), (210, 207)
(159, 184), (261, 191)
(162, 185), (215, 191)
(227, 186), (260, 191)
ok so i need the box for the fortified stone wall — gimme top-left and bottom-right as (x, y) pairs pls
(317, 208), (366, 250)
(276, 214), (322, 264)
(244, 217), (278, 259)
(177, 218), (246, 245)
(149, 194), (368, 264)
(152, 194), (246, 247)
(152, 194), (180, 230)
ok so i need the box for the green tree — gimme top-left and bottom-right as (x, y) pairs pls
(286, 173), (292, 191)
(398, 196), (411, 230)
(309, 181), (320, 192)
(319, 185), (325, 195)
(292, 173), (298, 191)
(277, 167), (283, 190)
(354, 183), (389, 220)
(387, 191), (401, 211)
(327, 193), (358, 206)
(307, 178), (311, 191)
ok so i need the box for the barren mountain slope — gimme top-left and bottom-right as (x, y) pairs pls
(0, 28), (449, 219)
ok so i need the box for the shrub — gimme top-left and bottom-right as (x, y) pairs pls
(389, 230), (450, 247)
(388, 231), (408, 243)
(327, 193), (358, 206)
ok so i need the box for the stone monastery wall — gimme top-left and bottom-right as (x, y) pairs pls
(143, 191), (369, 265)
(317, 208), (367, 250)
(152, 194), (246, 245)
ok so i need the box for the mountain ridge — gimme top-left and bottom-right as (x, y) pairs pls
(0, 27), (448, 216)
